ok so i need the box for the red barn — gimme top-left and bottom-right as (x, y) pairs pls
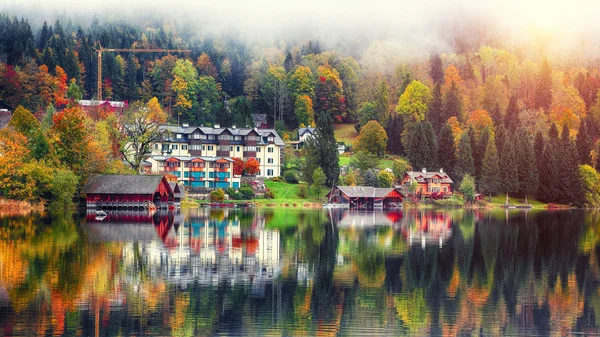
(82, 174), (174, 209)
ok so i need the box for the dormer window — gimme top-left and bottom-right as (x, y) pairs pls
(176, 134), (182, 139)
(268, 136), (275, 142)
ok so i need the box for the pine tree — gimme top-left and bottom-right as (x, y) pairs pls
(558, 122), (582, 205)
(427, 82), (445, 133)
(437, 122), (456, 177)
(516, 129), (539, 202)
(504, 95), (519, 131)
(576, 120), (592, 165)
(284, 51), (294, 72)
(374, 79), (390, 127)
(406, 120), (437, 171)
(429, 53), (444, 84)
(499, 135), (519, 203)
(314, 111), (340, 186)
(474, 126), (492, 181)
(535, 58), (553, 111)
(534, 131), (545, 177)
(454, 132), (475, 183)
(444, 81), (464, 122)
(385, 114), (404, 155)
(538, 142), (559, 203)
(479, 134), (500, 196)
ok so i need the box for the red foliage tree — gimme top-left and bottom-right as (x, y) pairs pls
(245, 158), (260, 176)
(233, 157), (244, 176)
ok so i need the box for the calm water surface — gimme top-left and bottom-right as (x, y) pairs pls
(1, 208), (600, 336)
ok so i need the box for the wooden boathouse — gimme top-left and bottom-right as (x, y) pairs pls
(327, 186), (403, 209)
(83, 174), (174, 209)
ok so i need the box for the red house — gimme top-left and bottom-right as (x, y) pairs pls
(82, 174), (174, 209)
(399, 168), (453, 199)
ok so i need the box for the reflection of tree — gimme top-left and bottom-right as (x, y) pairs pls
(395, 289), (430, 334)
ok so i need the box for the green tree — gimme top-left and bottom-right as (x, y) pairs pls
(538, 141), (559, 203)
(443, 81), (464, 122)
(49, 168), (78, 209)
(504, 95), (519, 131)
(535, 58), (553, 111)
(210, 188), (225, 202)
(229, 96), (254, 127)
(294, 95), (315, 126)
(516, 129), (539, 202)
(429, 53), (444, 84)
(391, 158), (412, 182)
(558, 122), (583, 205)
(363, 169), (378, 187)
(397, 80), (431, 149)
(479, 134), (500, 196)
(287, 66), (314, 102)
(374, 78), (390, 126)
(377, 170), (394, 188)
(454, 132), (475, 184)
(427, 83), (445, 133)
(314, 111), (340, 186)
(312, 167), (326, 198)
(354, 120), (388, 156)
(350, 151), (380, 172)
(459, 174), (476, 203)
(9, 105), (39, 136)
(437, 122), (456, 178)
(579, 164), (600, 207)
(406, 120), (437, 171)
(66, 79), (82, 108)
(342, 170), (357, 186)
(358, 101), (378, 127)
(576, 120), (592, 165)
(385, 114), (404, 155)
(499, 134), (519, 203)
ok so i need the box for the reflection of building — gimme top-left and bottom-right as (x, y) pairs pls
(329, 209), (403, 227)
(403, 212), (453, 248)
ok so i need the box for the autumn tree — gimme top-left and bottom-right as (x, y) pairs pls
(295, 95), (315, 126)
(120, 98), (168, 171)
(0, 129), (30, 198)
(245, 158), (260, 176)
(233, 158), (245, 176)
(8, 105), (39, 136)
(397, 80), (431, 150)
(315, 66), (346, 121)
(51, 106), (90, 176)
(354, 120), (388, 157)
(377, 170), (394, 188)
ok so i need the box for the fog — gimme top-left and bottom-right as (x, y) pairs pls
(2, 0), (599, 58)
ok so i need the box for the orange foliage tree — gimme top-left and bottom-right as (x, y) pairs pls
(245, 158), (260, 176)
(233, 158), (245, 176)
(53, 66), (69, 107)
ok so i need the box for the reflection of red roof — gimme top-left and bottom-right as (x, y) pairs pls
(386, 211), (402, 223)
(246, 237), (258, 254)
(232, 237), (242, 248)
(218, 241), (226, 252)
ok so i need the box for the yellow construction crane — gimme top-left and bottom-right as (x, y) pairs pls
(94, 44), (191, 101)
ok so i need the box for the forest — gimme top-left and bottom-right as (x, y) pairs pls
(2, 12), (600, 206)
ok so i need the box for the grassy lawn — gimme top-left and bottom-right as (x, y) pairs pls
(339, 154), (396, 170)
(334, 123), (358, 144)
(488, 194), (547, 208)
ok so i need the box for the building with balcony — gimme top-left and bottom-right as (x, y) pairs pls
(144, 124), (284, 182)
(150, 156), (241, 189)
(398, 168), (454, 199)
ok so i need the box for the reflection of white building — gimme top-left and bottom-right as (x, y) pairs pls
(403, 212), (453, 249)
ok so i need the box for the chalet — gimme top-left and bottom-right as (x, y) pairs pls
(327, 186), (403, 209)
(82, 174), (174, 209)
(399, 168), (453, 198)
(79, 100), (128, 114)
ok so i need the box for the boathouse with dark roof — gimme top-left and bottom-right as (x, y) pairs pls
(327, 186), (403, 209)
(82, 174), (174, 209)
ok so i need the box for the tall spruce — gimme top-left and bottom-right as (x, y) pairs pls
(537, 141), (559, 203)
(474, 126), (492, 181)
(499, 133), (519, 202)
(428, 82), (445, 133)
(504, 95), (519, 131)
(385, 114), (404, 155)
(304, 111), (340, 186)
(535, 59), (553, 111)
(534, 131), (545, 176)
(454, 131), (475, 183)
(516, 129), (539, 202)
(558, 123), (582, 204)
(406, 120), (438, 171)
(375, 79), (390, 127)
(437, 122), (456, 177)
(576, 120), (592, 165)
(429, 53), (444, 85)
(479, 134), (500, 196)
(444, 81), (464, 122)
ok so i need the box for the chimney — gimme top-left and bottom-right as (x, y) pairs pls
(214, 124), (220, 128)
(232, 125), (236, 129)
(422, 168), (426, 174)
(440, 168), (444, 173)
(182, 123), (189, 127)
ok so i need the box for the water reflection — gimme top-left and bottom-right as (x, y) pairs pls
(2, 209), (600, 336)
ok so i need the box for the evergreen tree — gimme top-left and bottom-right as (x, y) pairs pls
(474, 126), (492, 181)
(427, 82), (445, 133)
(558, 123), (583, 204)
(534, 131), (545, 176)
(454, 132), (475, 183)
(312, 111), (340, 186)
(576, 120), (592, 165)
(538, 142), (559, 203)
(283, 51), (294, 72)
(429, 53), (444, 84)
(479, 134), (500, 195)
(385, 114), (404, 155)
(374, 79), (390, 126)
(444, 81), (464, 122)
(437, 122), (456, 177)
(406, 121), (437, 171)
(516, 129), (539, 202)
(504, 95), (519, 131)
(495, 124), (507, 159)
(535, 58), (553, 111)
(548, 123), (559, 147)
(499, 134), (519, 202)
(38, 21), (50, 50)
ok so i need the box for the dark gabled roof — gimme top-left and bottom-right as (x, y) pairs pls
(0, 110), (11, 129)
(79, 100), (127, 108)
(335, 186), (396, 198)
(298, 127), (316, 137)
(82, 174), (169, 195)
(158, 125), (285, 146)
(169, 182), (184, 198)
(252, 114), (267, 125)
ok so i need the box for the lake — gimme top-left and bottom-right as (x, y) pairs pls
(1, 208), (599, 336)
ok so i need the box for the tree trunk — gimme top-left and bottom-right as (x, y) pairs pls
(505, 192), (509, 207)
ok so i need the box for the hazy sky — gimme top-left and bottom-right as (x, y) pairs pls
(2, 0), (599, 55)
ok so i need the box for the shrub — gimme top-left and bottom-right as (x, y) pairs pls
(433, 196), (465, 208)
(298, 183), (309, 198)
(459, 174), (476, 203)
(226, 187), (238, 200)
(210, 188), (225, 202)
(284, 171), (299, 184)
(377, 170), (394, 188)
(265, 188), (275, 199)
(238, 186), (255, 200)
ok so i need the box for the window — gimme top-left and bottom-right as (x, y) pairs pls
(234, 136), (242, 141)
(172, 144), (178, 150)
(257, 147), (261, 152)
(202, 145), (206, 151)
(184, 171), (189, 177)
(244, 146), (257, 152)
(184, 162), (190, 168)
(237, 146), (240, 152)
(208, 146), (214, 151)
(267, 169), (273, 176)
(193, 133), (200, 139)
(154, 144), (159, 149)
(190, 145), (201, 151)
(218, 135), (231, 140)
(268, 158), (273, 164)
(257, 158), (261, 163)
(182, 145), (188, 150)
(268, 136), (275, 142)
(176, 134), (182, 139)
(246, 135), (258, 141)
(208, 135), (216, 140)
(268, 147), (274, 153)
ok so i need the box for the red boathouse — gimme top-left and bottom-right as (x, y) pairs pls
(82, 174), (174, 209)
